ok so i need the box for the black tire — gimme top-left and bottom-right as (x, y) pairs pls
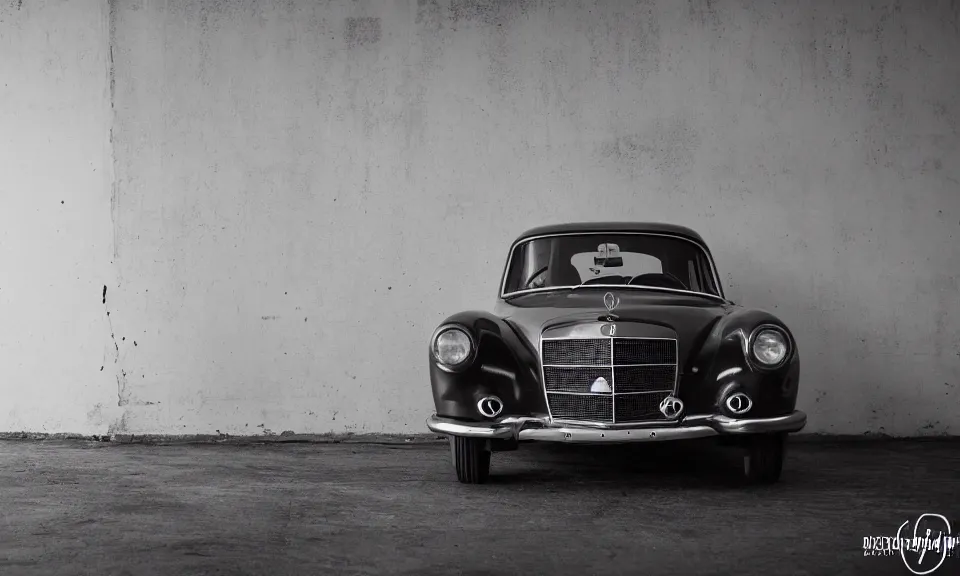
(450, 436), (491, 484)
(742, 433), (785, 485)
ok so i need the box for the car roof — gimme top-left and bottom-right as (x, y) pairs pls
(513, 222), (709, 247)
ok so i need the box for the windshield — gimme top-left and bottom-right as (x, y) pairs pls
(501, 233), (722, 298)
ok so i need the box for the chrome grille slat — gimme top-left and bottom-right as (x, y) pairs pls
(613, 338), (677, 364)
(612, 365), (676, 393)
(541, 336), (679, 424)
(614, 392), (666, 422)
(542, 367), (613, 394)
(547, 393), (613, 423)
(542, 339), (610, 366)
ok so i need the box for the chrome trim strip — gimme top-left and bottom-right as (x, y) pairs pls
(731, 328), (750, 358)
(683, 411), (807, 433)
(610, 331), (617, 424)
(426, 419), (514, 439)
(547, 418), (672, 429)
(538, 333), (554, 425)
(547, 418), (681, 430)
(542, 363), (676, 368)
(544, 390), (672, 396)
(426, 416), (542, 440)
(480, 364), (516, 379)
(542, 335), (676, 341)
(716, 367), (742, 380)
(498, 231), (726, 300)
(519, 426), (718, 443)
(673, 338), (679, 407)
(504, 284), (728, 303)
(425, 411), (808, 442)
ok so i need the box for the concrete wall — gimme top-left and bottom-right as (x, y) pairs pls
(2, 0), (958, 437)
(0, 0), (119, 433)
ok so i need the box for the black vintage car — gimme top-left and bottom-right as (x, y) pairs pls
(426, 222), (806, 484)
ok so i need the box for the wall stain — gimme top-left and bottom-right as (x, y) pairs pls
(930, 100), (958, 134)
(460, 0), (528, 95)
(103, 284), (128, 407)
(107, 411), (128, 435)
(86, 404), (103, 426)
(345, 17), (381, 47)
(583, 2), (661, 91)
(815, 15), (854, 82)
(687, 0), (719, 27)
(108, 0), (119, 261)
(449, 0), (532, 26)
(198, 2), (211, 79)
(597, 117), (701, 176)
(865, 54), (888, 111)
(402, 0), (444, 152)
(864, 0), (906, 114)
(537, 46), (569, 110)
(416, 0), (442, 31)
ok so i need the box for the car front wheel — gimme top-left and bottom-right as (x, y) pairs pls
(450, 436), (491, 484)
(742, 433), (785, 484)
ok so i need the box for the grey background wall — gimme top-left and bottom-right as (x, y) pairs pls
(1, 0), (958, 437)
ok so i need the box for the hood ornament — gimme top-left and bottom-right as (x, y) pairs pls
(603, 292), (619, 313)
(602, 292), (620, 321)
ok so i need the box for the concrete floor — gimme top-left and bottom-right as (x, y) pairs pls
(1, 438), (958, 576)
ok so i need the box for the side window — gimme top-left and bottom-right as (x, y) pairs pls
(503, 244), (527, 293)
(687, 260), (701, 292)
(696, 252), (718, 295)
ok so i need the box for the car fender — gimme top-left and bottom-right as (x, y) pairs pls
(428, 311), (548, 421)
(680, 307), (800, 418)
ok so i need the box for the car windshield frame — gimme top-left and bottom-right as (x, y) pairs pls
(498, 231), (727, 302)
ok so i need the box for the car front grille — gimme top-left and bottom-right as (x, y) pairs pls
(540, 337), (678, 424)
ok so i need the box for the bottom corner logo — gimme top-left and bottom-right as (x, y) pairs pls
(896, 514), (954, 575)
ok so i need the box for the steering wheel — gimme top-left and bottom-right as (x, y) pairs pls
(627, 272), (688, 290)
(524, 265), (549, 288)
(581, 275), (626, 286)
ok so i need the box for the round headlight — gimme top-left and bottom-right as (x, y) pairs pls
(751, 329), (788, 366)
(434, 327), (472, 366)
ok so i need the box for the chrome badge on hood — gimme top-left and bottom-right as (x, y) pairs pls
(603, 292), (620, 313)
(602, 291), (621, 321)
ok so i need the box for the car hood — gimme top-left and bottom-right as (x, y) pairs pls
(494, 290), (737, 367)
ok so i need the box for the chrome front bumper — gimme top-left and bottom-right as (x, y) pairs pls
(425, 411), (807, 444)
